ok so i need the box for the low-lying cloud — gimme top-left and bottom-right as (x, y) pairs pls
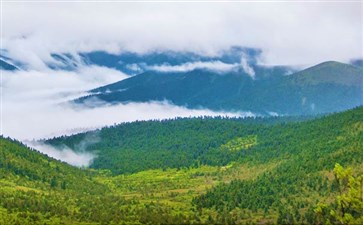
(26, 141), (97, 167)
(240, 57), (256, 78)
(25, 132), (101, 167)
(145, 57), (256, 78)
(2, 96), (249, 141)
(146, 60), (239, 73)
(1, 66), (253, 166)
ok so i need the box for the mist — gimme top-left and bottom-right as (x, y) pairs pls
(3, 1), (358, 167)
(1, 66), (252, 166)
(145, 56), (256, 78)
(26, 141), (97, 168)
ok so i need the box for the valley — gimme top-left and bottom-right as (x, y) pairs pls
(1, 3), (363, 224)
(1, 107), (362, 224)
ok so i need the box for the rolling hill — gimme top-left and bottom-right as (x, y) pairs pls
(1, 106), (363, 224)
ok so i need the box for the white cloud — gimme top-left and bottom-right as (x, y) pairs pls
(240, 56), (255, 78)
(146, 60), (238, 73)
(1, 66), (252, 166)
(2, 2), (362, 67)
(145, 56), (257, 78)
(1, 65), (128, 103)
(1, 2), (360, 166)
(26, 141), (97, 168)
(1, 68), (253, 141)
(2, 97), (249, 141)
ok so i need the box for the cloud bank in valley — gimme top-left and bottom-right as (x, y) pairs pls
(1, 67), (247, 140)
(2, 2), (362, 68)
(1, 67), (251, 166)
(1, 2), (361, 167)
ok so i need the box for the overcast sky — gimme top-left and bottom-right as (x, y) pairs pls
(2, 1), (362, 66)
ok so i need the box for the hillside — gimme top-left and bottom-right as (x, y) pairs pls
(0, 137), (137, 224)
(0, 137), (214, 224)
(1, 106), (362, 224)
(47, 106), (363, 174)
(76, 61), (363, 115)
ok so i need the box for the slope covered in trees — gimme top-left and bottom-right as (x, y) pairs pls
(1, 106), (362, 224)
(0, 137), (134, 224)
(47, 107), (362, 176)
(46, 116), (312, 174)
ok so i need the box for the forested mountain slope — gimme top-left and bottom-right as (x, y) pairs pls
(77, 61), (363, 115)
(1, 106), (362, 224)
(47, 107), (363, 175)
(0, 137), (211, 224)
(0, 137), (135, 224)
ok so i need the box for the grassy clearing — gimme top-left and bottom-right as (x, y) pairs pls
(220, 135), (257, 152)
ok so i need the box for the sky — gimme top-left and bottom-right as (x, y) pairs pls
(1, 1), (362, 166)
(2, 1), (362, 67)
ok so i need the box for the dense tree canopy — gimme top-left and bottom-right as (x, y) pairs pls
(1, 106), (362, 224)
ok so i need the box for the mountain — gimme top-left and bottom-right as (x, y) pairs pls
(47, 53), (84, 71)
(0, 136), (211, 224)
(46, 106), (362, 175)
(0, 136), (133, 224)
(78, 47), (261, 74)
(290, 61), (363, 86)
(76, 61), (363, 115)
(45, 106), (363, 224)
(2, 106), (363, 224)
(43, 46), (261, 75)
(0, 58), (18, 71)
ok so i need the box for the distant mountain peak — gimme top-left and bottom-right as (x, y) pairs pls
(74, 60), (362, 116)
(291, 61), (363, 87)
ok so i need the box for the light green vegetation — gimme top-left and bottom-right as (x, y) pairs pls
(220, 135), (257, 152)
(1, 106), (362, 224)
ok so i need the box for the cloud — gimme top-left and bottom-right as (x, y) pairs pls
(1, 67), (253, 141)
(2, 2), (362, 67)
(146, 60), (238, 73)
(14, 97), (250, 167)
(145, 56), (256, 78)
(240, 55), (255, 78)
(2, 2), (360, 166)
(2, 96), (250, 141)
(26, 140), (97, 167)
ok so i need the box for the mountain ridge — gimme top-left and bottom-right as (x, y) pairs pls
(1, 106), (362, 224)
(75, 61), (363, 116)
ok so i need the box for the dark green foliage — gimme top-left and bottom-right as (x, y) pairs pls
(0, 137), (199, 224)
(192, 106), (362, 223)
(1, 106), (362, 224)
(46, 115), (312, 174)
(48, 107), (362, 176)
